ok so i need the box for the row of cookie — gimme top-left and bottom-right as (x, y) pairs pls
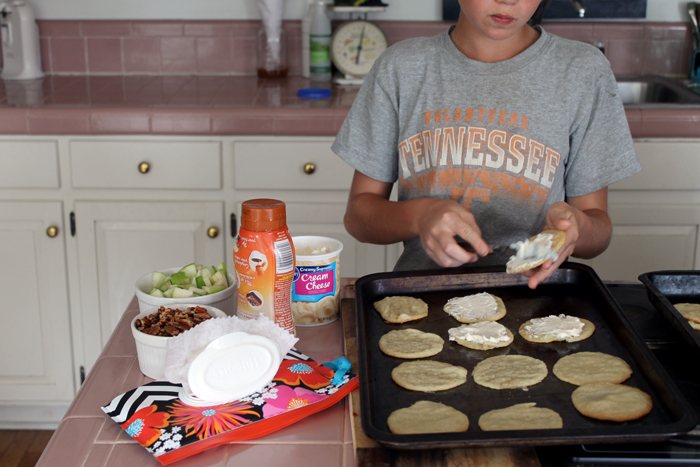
(389, 400), (559, 434)
(375, 292), (595, 347)
(387, 352), (652, 434)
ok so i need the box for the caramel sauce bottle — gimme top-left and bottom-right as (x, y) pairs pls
(234, 199), (296, 334)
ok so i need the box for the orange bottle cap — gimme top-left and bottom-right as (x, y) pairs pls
(241, 199), (287, 232)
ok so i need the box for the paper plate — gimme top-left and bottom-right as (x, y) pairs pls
(187, 332), (281, 404)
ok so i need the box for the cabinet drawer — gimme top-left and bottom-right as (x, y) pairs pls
(70, 140), (221, 189)
(0, 141), (59, 188)
(612, 140), (700, 191)
(233, 140), (353, 190)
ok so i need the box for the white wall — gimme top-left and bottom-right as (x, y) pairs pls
(27, 0), (687, 22)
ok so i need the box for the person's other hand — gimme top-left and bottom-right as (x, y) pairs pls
(416, 199), (490, 267)
(521, 201), (580, 289)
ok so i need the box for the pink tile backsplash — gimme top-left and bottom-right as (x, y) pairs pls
(160, 37), (197, 73)
(123, 37), (161, 73)
(2, 20), (695, 139)
(87, 38), (123, 73)
(34, 20), (695, 78)
(50, 37), (87, 73)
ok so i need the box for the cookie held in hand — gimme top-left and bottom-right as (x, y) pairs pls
(506, 229), (566, 274)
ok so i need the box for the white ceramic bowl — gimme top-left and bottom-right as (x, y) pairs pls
(131, 304), (227, 379)
(134, 267), (237, 316)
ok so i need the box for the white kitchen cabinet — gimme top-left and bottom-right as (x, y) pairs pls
(232, 138), (392, 278)
(69, 140), (222, 189)
(0, 134), (396, 428)
(233, 139), (354, 190)
(73, 201), (226, 373)
(0, 201), (74, 428)
(0, 140), (60, 188)
(572, 139), (700, 281)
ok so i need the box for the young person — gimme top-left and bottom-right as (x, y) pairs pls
(331, 0), (641, 289)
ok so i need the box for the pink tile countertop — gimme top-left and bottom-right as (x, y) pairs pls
(36, 295), (355, 467)
(0, 75), (355, 136)
(0, 74), (699, 138)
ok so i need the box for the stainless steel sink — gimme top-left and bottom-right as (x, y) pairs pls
(616, 75), (700, 105)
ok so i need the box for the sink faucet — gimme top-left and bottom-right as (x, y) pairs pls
(569, 0), (585, 18)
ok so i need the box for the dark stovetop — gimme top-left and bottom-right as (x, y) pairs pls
(537, 283), (700, 467)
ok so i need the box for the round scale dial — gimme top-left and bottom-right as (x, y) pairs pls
(330, 21), (388, 78)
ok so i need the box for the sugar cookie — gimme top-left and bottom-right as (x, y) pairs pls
(506, 229), (566, 274)
(553, 351), (632, 386)
(572, 383), (652, 422)
(391, 360), (468, 392)
(472, 355), (548, 390)
(478, 403), (563, 431)
(519, 315), (595, 343)
(443, 292), (507, 323)
(374, 296), (428, 323)
(379, 328), (444, 359)
(388, 400), (469, 434)
(449, 321), (514, 350)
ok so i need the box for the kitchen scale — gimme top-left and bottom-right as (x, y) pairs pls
(537, 283), (700, 466)
(330, 2), (389, 85)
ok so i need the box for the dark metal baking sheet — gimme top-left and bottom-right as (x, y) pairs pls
(638, 270), (700, 352)
(354, 263), (696, 449)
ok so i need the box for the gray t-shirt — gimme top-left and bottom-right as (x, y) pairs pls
(332, 26), (641, 271)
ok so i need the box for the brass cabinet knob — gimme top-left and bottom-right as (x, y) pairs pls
(207, 227), (219, 238)
(138, 162), (150, 174)
(303, 162), (316, 175)
(46, 226), (59, 238)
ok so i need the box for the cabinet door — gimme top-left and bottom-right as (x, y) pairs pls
(0, 202), (73, 406)
(74, 201), (225, 373)
(573, 225), (697, 281)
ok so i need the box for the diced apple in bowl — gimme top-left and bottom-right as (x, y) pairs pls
(149, 262), (229, 298)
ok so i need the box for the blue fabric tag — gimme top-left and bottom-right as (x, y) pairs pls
(322, 357), (352, 385)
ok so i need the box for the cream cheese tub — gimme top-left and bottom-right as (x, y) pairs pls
(291, 236), (343, 326)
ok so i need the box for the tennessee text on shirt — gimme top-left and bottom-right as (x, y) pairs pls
(398, 107), (561, 209)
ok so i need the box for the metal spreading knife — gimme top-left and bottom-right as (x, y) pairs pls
(457, 242), (515, 255)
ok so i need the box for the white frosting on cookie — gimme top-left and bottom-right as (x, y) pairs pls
(449, 321), (510, 344)
(506, 232), (559, 272)
(444, 292), (498, 320)
(526, 314), (584, 339)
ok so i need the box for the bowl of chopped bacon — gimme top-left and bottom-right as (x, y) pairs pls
(131, 304), (226, 379)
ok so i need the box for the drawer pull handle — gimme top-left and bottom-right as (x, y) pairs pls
(138, 162), (151, 174)
(46, 226), (59, 238)
(303, 162), (316, 175)
(207, 227), (219, 238)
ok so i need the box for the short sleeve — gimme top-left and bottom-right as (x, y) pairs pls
(331, 60), (401, 184)
(564, 62), (641, 197)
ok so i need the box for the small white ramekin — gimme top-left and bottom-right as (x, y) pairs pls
(131, 304), (227, 380)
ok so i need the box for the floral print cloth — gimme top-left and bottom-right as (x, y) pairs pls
(102, 349), (358, 465)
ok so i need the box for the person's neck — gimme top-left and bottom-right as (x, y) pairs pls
(449, 17), (540, 63)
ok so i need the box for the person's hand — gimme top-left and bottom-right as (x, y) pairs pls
(416, 199), (490, 267)
(521, 201), (581, 289)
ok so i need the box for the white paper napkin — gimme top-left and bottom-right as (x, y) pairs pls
(163, 315), (298, 386)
